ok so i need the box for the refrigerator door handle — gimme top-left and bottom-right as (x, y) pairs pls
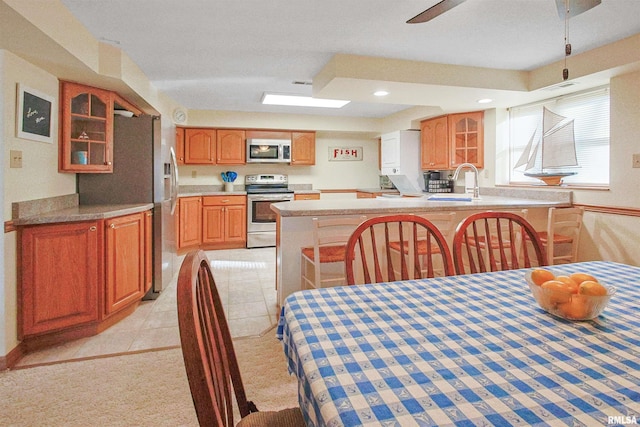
(170, 146), (179, 215)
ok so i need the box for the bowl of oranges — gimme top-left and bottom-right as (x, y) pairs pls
(525, 268), (616, 320)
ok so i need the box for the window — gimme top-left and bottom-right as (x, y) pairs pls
(509, 86), (609, 186)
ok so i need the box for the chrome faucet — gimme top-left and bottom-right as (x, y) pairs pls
(452, 163), (480, 199)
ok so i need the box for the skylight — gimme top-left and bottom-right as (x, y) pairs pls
(261, 93), (350, 108)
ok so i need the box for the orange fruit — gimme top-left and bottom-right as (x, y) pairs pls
(540, 280), (572, 305)
(570, 272), (598, 285)
(578, 280), (608, 296)
(558, 295), (591, 319)
(531, 268), (555, 286)
(555, 276), (579, 294)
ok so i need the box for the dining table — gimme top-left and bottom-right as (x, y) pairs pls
(276, 261), (640, 426)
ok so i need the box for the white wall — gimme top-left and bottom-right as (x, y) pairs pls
(1, 50), (77, 355)
(574, 71), (640, 263)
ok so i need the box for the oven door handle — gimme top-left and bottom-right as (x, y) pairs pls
(248, 195), (293, 202)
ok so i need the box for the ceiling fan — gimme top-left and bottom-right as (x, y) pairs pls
(406, 0), (601, 24)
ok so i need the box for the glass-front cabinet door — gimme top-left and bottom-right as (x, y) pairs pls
(448, 111), (484, 169)
(60, 82), (113, 173)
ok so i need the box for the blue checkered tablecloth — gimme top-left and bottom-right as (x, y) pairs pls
(277, 261), (640, 427)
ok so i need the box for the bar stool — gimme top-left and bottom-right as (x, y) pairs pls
(453, 211), (546, 274)
(300, 216), (366, 289)
(388, 212), (456, 277)
(538, 206), (584, 265)
(465, 209), (529, 251)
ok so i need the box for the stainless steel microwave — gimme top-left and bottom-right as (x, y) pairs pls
(246, 138), (291, 163)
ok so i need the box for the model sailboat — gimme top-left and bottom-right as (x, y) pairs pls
(514, 107), (578, 185)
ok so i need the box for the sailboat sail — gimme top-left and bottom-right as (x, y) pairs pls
(541, 108), (578, 169)
(514, 107), (578, 176)
(514, 126), (541, 170)
(514, 107), (578, 185)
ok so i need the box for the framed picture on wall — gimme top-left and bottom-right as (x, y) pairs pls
(16, 83), (55, 143)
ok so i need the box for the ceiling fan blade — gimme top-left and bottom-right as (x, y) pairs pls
(407, 0), (467, 24)
(555, 0), (601, 18)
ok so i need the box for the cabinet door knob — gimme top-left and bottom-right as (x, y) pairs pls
(89, 226), (97, 232)
(110, 223), (116, 229)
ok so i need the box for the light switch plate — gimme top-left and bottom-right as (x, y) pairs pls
(10, 150), (23, 168)
(633, 153), (640, 168)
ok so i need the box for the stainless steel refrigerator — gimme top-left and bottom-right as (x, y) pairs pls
(77, 114), (178, 299)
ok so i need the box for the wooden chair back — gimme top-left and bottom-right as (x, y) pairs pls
(301, 216), (366, 289)
(543, 206), (585, 265)
(177, 250), (254, 426)
(344, 214), (454, 285)
(453, 211), (546, 274)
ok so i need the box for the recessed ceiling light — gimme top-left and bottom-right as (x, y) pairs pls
(374, 90), (389, 97)
(477, 98), (493, 104)
(261, 93), (350, 108)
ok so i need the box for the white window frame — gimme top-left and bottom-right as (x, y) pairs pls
(508, 86), (610, 187)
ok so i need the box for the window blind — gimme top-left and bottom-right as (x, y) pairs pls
(509, 87), (610, 186)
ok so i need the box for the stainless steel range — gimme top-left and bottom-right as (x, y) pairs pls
(245, 174), (294, 248)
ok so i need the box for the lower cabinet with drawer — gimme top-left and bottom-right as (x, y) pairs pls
(178, 195), (247, 251)
(294, 193), (320, 200)
(18, 211), (151, 352)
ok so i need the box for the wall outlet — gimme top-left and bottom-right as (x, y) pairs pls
(10, 150), (23, 168)
(633, 153), (640, 168)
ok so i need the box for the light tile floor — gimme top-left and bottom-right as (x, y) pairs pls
(16, 248), (279, 368)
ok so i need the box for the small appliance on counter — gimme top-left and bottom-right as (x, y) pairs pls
(424, 171), (453, 193)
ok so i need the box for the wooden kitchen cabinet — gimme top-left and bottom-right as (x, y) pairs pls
(294, 193), (320, 200)
(175, 127), (185, 165)
(420, 115), (449, 170)
(420, 111), (484, 170)
(178, 196), (202, 248)
(20, 221), (101, 338)
(178, 195), (246, 251)
(202, 195), (246, 248)
(184, 128), (216, 164)
(356, 192), (375, 199)
(216, 129), (246, 164)
(104, 213), (146, 315)
(60, 82), (113, 173)
(449, 111), (484, 169)
(291, 131), (316, 165)
(19, 209), (151, 348)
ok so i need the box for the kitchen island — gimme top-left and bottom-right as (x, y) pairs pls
(271, 189), (572, 306)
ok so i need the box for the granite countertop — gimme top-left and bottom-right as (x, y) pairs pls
(14, 203), (154, 226)
(271, 194), (571, 217)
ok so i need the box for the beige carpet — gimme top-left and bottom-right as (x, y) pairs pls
(0, 332), (299, 427)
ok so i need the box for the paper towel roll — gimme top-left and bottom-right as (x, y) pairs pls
(465, 171), (476, 194)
